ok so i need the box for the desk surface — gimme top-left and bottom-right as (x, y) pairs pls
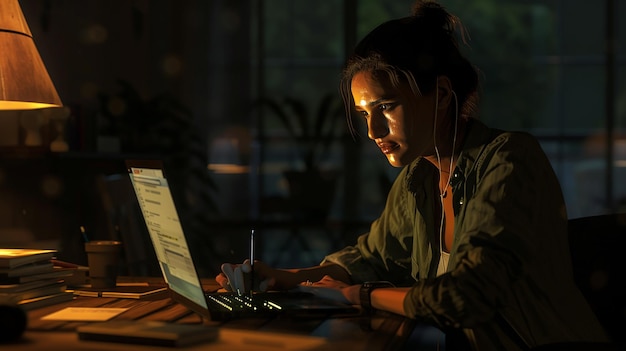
(8, 278), (445, 350)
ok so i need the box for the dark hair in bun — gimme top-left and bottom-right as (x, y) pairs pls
(340, 0), (479, 131)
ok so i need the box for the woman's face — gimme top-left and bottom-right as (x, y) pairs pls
(351, 71), (438, 167)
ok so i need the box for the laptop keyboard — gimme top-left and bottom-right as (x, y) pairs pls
(206, 293), (283, 312)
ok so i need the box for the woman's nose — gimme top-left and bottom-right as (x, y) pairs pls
(367, 112), (389, 140)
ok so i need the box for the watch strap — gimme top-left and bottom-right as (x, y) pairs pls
(359, 281), (395, 313)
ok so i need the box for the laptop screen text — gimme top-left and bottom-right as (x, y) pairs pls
(127, 165), (208, 310)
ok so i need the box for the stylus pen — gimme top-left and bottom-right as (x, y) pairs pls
(250, 229), (255, 294)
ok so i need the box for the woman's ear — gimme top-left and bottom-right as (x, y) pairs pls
(436, 76), (453, 110)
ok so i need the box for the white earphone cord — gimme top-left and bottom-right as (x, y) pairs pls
(433, 80), (458, 256)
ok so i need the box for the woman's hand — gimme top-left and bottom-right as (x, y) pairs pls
(215, 260), (299, 293)
(309, 275), (361, 305)
(216, 260), (250, 293)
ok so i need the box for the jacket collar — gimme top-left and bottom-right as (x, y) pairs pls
(406, 118), (500, 192)
(455, 119), (501, 177)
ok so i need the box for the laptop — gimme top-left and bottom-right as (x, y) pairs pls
(125, 159), (358, 321)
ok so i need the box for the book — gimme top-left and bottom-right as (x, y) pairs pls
(0, 278), (64, 293)
(72, 288), (100, 298)
(0, 281), (67, 302)
(77, 320), (218, 347)
(18, 292), (75, 311)
(0, 262), (54, 278)
(73, 286), (169, 300)
(0, 267), (73, 284)
(0, 249), (56, 269)
(102, 286), (168, 299)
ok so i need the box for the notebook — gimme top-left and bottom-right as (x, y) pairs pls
(125, 159), (358, 321)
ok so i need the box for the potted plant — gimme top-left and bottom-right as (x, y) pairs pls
(95, 80), (220, 272)
(255, 92), (344, 220)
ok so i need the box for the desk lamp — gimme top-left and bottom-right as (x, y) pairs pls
(0, 0), (61, 343)
(0, 0), (62, 110)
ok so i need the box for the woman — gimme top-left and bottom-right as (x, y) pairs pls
(217, 1), (610, 349)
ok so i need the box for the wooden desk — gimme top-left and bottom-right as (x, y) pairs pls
(7, 279), (446, 350)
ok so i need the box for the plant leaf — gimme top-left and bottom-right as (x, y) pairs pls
(283, 97), (308, 139)
(253, 98), (299, 141)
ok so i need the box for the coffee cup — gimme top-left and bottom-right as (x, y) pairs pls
(84, 241), (122, 289)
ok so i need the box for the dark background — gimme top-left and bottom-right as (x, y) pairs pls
(0, 0), (624, 277)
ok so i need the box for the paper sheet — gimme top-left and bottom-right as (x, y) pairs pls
(41, 307), (129, 321)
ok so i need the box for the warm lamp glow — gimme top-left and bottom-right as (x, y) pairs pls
(0, 0), (62, 110)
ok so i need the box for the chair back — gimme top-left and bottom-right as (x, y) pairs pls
(568, 213), (626, 347)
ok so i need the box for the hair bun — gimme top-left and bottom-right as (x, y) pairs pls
(411, 0), (455, 34)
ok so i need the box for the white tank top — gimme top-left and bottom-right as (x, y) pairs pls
(436, 251), (450, 276)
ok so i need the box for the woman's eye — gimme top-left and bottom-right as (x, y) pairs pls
(379, 103), (390, 111)
(359, 110), (368, 118)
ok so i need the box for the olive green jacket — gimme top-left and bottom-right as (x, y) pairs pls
(323, 119), (608, 350)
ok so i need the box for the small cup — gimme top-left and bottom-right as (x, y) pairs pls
(85, 241), (122, 289)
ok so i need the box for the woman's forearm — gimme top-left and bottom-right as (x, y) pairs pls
(370, 287), (410, 316)
(281, 263), (351, 288)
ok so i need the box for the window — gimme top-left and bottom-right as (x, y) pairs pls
(210, 0), (625, 222)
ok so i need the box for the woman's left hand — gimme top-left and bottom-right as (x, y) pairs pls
(309, 275), (362, 305)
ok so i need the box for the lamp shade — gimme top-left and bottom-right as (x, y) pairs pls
(0, 0), (62, 110)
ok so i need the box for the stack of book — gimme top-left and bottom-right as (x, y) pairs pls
(0, 249), (74, 310)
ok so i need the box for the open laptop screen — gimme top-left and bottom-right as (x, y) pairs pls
(125, 160), (208, 313)
(126, 160), (359, 322)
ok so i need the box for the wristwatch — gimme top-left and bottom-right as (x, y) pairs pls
(359, 281), (395, 313)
